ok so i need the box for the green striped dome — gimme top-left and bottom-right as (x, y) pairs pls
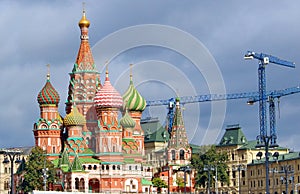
(64, 106), (86, 126)
(123, 77), (146, 111)
(120, 110), (136, 129)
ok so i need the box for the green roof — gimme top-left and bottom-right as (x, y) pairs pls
(79, 157), (101, 164)
(70, 154), (83, 172)
(101, 161), (123, 165)
(141, 178), (152, 185)
(142, 118), (169, 143)
(124, 158), (135, 164)
(81, 148), (95, 155)
(123, 138), (135, 143)
(249, 151), (300, 166)
(217, 124), (247, 147)
(190, 144), (201, 154)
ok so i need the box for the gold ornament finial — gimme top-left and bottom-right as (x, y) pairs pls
(78, 2), (90, 28)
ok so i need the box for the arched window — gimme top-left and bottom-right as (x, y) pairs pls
(180, 150), (185, 160)
(171, 150), (175, 160)
(75, 178), (79, 190)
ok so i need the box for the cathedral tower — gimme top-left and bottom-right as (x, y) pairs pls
(167, 98), (191, 166)
(34, 68), (63, 159)
(64, 105), (88, 155)
(94, 69), (124, 162)
(122, 65), (147, 162)
(65, 8), (100, 150)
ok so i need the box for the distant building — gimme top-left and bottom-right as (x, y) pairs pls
(214, 124), (289, 194)
(0, 147), (33, 194)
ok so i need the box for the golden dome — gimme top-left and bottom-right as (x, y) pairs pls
(78, 11), (90, 28)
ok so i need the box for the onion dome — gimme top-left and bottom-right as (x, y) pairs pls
(123, 71), (146, 111)
(120, 110), (136, 129)
(37, 73), (60, 105)
(78, 10), (90, 28)
(94, 70), (123, 108)
(64, 106), (86, 126)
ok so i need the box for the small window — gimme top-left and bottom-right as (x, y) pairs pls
(179, 150), (185, 160)
(171, 150), (175, 160)
(93, 165), (97, 170)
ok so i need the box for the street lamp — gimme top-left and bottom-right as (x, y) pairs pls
(272, 152), (294, 194)
(178, 166), (192, 194)
(232, 164), (246, 194)
(254, 133), (277, 194)
(42, 160), (49, 191)
(203, 165), (215, 194)
(279, 165), (294, 194)
(2, 148), (22, 194)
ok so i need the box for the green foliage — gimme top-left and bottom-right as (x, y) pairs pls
(17, 147), (56, 193)
(176, 176), (185, 188)
(191, 145), (229, 190)
(152, 177), (167, 193)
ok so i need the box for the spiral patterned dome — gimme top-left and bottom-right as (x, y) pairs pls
(120, 110), (136, 129)
(123, 76), (146, 111)
(64, 106), (86, 126)
(37, 74), (60, 105)
(94, 71), (123, 109)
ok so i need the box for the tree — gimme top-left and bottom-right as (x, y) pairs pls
(176, 176), (185, 191)
(17, 146), (56, 193)
(191, 145), (229, 191)
(152, 177), (167, 193)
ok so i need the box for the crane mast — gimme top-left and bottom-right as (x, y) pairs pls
(244, 51), (295, 194)
(244, 51), (295, 146)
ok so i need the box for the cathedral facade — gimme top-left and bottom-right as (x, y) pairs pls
(31, 8), (194, 193)
(33, 9), (152, 193)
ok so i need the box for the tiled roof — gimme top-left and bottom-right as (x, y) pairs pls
(217, 124), (247, 147)
(64, 106), (86, 126)
(70, 154), (83, 172)
(142, 118), (169, 143)
(142, 178), (152, 185)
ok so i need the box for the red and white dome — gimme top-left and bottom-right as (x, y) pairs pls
(94, 71), (123, 109)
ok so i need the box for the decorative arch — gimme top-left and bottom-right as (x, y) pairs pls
(124, 178), (139, 193)
(88, 178), (99, 193)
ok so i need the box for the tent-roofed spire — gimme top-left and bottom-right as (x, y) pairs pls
(73, 5), (96, 73)
(168, 98), (189, 149)
(70, 154), (83, 172)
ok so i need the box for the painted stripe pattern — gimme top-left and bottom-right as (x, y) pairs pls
(123, 80), (146, 111)
(37, 80), (60, 105)
(94, 77), (123, 108)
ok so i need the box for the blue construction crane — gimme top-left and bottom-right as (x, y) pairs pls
(244, 51), (295, 194)
(146, 86), (300, 134)
(244, 51), (295, 146)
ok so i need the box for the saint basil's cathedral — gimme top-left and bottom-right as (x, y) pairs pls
(32, 9), (194, 193)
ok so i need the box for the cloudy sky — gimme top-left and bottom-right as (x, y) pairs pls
(1, 1), (300, 150)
